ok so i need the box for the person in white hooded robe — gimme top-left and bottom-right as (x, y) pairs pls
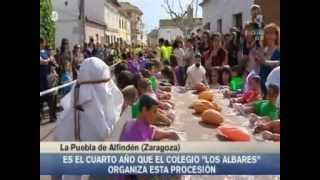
(52, 57), (124, 180)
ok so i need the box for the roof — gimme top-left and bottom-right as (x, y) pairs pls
(118, 8), (129, 18)
(147, 29), (159, 38)
(85, 16), (106, 27)
(199, 0), (210, 6)
(109, 0), (121, 7)
(119, 2), (143, 15)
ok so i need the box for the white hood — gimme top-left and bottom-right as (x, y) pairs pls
(54, 57), (124, 141)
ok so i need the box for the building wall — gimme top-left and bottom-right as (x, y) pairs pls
(118, 14), (131, 44)
(85, 0), (105, 23)
(255, 0), (280, 26)
(202, 0), (254, 33)
(158, 24), (203, 42)
(127, 12), (143, 45)
(104, 2), (120, 44)
(104, 2), (119, 32)
(53, 0), (81, 47)
(104, 2), (131, 45)
(148, 37), (158, 47)
(85, 23), (105, 43)
(142, 33), (148, 45)
(158, 27), (184, 42)
(147, 29), (159, 47)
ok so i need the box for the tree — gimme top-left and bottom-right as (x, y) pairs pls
(162, 0), (199, 37)
(40, 0), (55, 48)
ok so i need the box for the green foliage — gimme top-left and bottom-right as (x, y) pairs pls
(40, 0), (55, 48)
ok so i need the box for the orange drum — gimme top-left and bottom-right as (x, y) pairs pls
(194, 83), (208, 93)
(217, 124), (251, 141)
(198, 90), (214, 101)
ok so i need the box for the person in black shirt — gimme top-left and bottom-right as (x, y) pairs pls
(84, 37), (96, 58)
(224, 33), (238, 67)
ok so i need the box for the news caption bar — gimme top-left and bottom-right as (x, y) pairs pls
(40, 142), (280, 175)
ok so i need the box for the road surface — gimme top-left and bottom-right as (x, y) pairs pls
(41, 86), (265, 142)
(40, 86), (279, 180)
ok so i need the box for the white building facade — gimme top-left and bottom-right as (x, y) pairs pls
(53, 0), (133, 47)
(118, 9), (131, 44)
(158, 18), (203, 42)
(53, 0), (82, 46)
(84, 0), (106, 43)
(104, 0), (132, 45)
(158, 27), (182, 43)
(200, 0), (254, 33)
(104, 1), (121, 44)
(54, 0), (106, 46)
(147, 29), (159, 47)
(119, 2), (144, 45)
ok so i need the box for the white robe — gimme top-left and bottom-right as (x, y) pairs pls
(53, 57), (124, 180)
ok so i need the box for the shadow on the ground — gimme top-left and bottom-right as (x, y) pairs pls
(198, 121), (219, 129)
(192, 112), (202, 117)
(216, 134), (228, 141)
(40, 121), (54, 126)
(192, 90), (199, 95)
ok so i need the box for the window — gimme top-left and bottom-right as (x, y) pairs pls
(233, 13), (243, 30)
(217, 19), (222, 33)
(204, 22), (211, 30)
(96, 34), (99, 42)
(106, 36), (110, 44)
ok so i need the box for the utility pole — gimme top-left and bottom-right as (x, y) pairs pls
(195, 0), (199, 18)
(79, 0), (86, 45)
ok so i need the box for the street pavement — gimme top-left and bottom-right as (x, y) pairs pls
(159, 86), (267, 142)
(40, 87), (279, 179)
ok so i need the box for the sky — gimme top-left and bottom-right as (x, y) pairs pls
(119, 0), (203, 33)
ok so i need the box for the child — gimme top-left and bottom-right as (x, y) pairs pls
(144, 61), (172, 98)
(229, 65), (245, 92)
(120, 94), (179, 141)
(116, 70), (134, 90)
(60, 61), (73, 96)
(137, 51), (148, 69)
(230, 75), (262, 106)
(121, 85), (138, 115)
(126, 51), (140, 75)
(209, 67), (220, 88)
(218, 66), (232, 86)
(145, 61), (158, 91)
(254, 119), (280, 141)
(240, 84), (279, 120)
(114, 62), (129, 77)
(223, 65), (245, 98)
(151, 59), (163, 80)
(132, 78), (173, 126)
(161, 65), (177, 86)
(185, 54), (207, 89)
(119, 95), (179, 180)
